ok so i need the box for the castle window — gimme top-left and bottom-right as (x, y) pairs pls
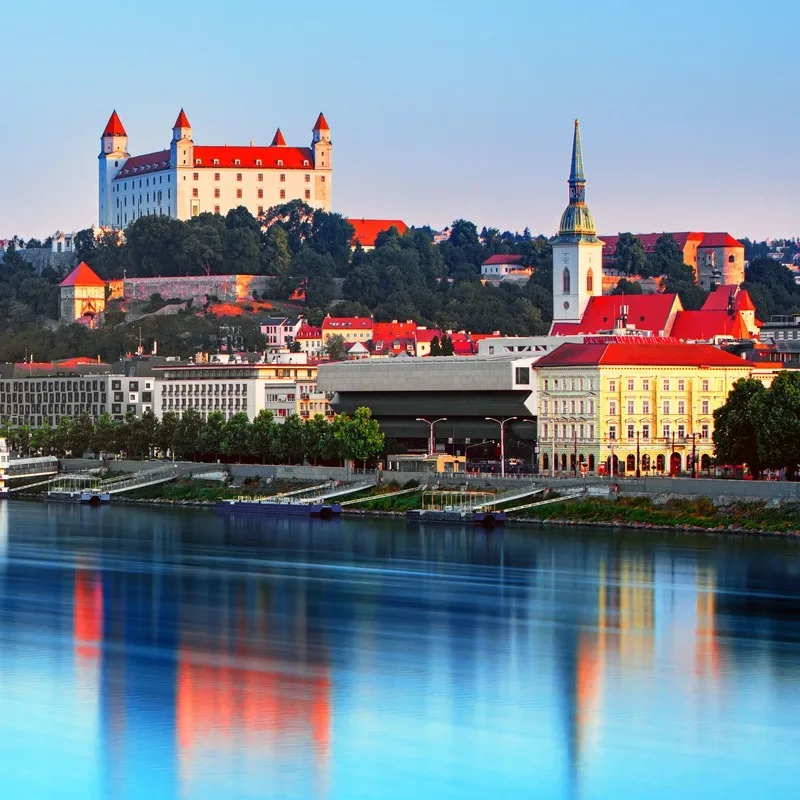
(729, 254), (735, 262)
(303, 160), (309, 167)
(562, 267), (571, 294)
(234, 159), (241, 166)
(280, 189), (286, 199)
(258, 173), (263, 181)
(586, 268), (593, 292)
(305, 174), (311, 182)
(236, 189), (242, 199)
(192, 188), (198, 198)
(321, 176), (326, 183)
(195, 159), (201, 165)
(257, 189), (263, 199)
(257, 206), (263, 215)
(236, 173), (242, 181)
(214, 206), (220, 215)
(193, 172), (199, 180)
(214, 173), (220, 181)
(280, 173), (286, 182)
(256, 160), (262, 167)
(214, 188), (220, 198)
(304, 190), (311, 199)
(277, 160), (283, 167)
(213, 159), (219, 166)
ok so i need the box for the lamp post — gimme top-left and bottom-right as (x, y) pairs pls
(485, 416), (517, 478)
(416, 417), (447, 456)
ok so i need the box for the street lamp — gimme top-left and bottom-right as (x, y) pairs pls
(485, 416), (517, 478)
(416, 417), (447, 456)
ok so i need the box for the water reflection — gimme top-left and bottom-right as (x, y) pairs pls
(0, 502), (798, 799)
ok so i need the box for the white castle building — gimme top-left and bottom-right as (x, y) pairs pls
(98, 109), (333, 228)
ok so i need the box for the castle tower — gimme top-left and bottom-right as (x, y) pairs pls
(311, 112), (332, 208)
(59, 262), (107, 326)
(551, 120), (603, 325)
(170, 109), (195, 217)
(98, 111), (129, 228)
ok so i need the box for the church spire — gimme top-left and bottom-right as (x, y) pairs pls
(555, 118), (598, 242)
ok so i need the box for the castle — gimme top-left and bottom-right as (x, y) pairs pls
(98, 109), (333, 228)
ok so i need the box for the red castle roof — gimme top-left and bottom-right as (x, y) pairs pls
(59, 262), (106, 288)
(174, 108), (191, 129)
(550, 294), (682, 336)
(313, 112), (329, 131)
(103, 110), (127, 137)
(536, 341), (753, 369)
(347, 219), (409, 248)
(194, 145), (313, 169)
(115, 149), (170, 178)
(700, 232), (743, 249)
(271, 128), (286, 146)
(670, 310), (753, 341)
(702, 285), (756, 313)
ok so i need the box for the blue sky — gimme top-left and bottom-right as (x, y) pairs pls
(1, 0), (797, 240)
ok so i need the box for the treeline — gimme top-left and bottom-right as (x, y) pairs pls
(713, 372), (800, 478)
(4, 406), (384, 466)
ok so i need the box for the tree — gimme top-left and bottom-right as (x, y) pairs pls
(333, 407), (384, 467)
(713, 378), (766, 478)
(277, 414), (305, 464)
(199, 411), (226, 459)
(647, 233), (684, 278)
(611, 278), (643, 295)
(91, 413), (119, 456)
(67, 413), (94, 457)
(222, 412), (252, 462)
(440, 333), (455, 356)
(614, 233), (647, 275)
(325, 333), (348, 361)
(754, 371), (800, 474)
(429, 335), (441, 356)
(157, 412), (180, 459)
(251, 409), (276, 463)
(303, 414), (338, 464)
(175, 408), (204, 460)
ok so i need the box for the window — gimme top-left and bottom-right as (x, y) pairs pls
(303, 160), (309, 167)
(562, 267), (571, 294)
(236, 173), (242, 181)
(280, 173), (286, 182)
(542, 423), (549, 440)
(543, 379), (549, 391)
(677, 400), (685, 414)
(609, 380), (616, 392)
(642, 399), (650, 414)
(214, 172), (220, 181)
(627, 379), (634, 391)
(213, 159), (219, 166)
(701, 400), (710, 414)
(193, 172), (199, 180)
(570, 378), (576, 390)
(214, 205), (220, 214)
(234, 159), (241, 166)
(214, 187), (220, 198)
(236, 188), (242, 198)
(663, 400), (671, 414)
(627, 424), (635, 440)
(588, 399), (594, 414)
(642, 424), (650, 440)
(701, 423), (710, 439)
(304, 190), (311, 199)
(678, 379), (685, 391)
(578, 400), (584, 413)
(609, 400), (617, 415)
(561, 399), (568, 413)
(257, 173), (263, 181)
(586, 268), (594, 293)
(627, 400), (634, 414)
(257, 188), (263, 198)
(579, 378), (584, 390)
(280, 189), (286, 199)
(642, 379), (649, 391)
(608, 425), (617, 440)
(542, 399), (549, 414)
(257, 205), (263, 215)
(663, 379), (670, 391)
(702, 379), (709, 391)
(515, 367), (530, 385)
(305, 174), (311, 182)
(677, 424), (686, 438)
(192, 188), (198, 197)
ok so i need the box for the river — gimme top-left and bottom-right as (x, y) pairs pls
(0, 500), (798, 799)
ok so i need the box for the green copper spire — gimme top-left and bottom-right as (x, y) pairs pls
(555, 118), (599, 243)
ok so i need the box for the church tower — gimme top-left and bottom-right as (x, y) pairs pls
(98, 110), (129, 228)
(551, 120), (603, 325)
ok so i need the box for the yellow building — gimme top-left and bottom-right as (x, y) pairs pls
(535, 341), (768, 476)
(59, 262), (107, 325)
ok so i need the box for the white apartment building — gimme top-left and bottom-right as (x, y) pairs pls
(99, 109), (332, 228)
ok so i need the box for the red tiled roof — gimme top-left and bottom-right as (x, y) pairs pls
(115, 149), (171, 179)
(271, 128), (286, 146)
(194, 145), (313, 169)
(322, 317), (373, 331)
(174, 108), (191, 129)
(59, 262), (106, 287)
(600, 232), (704, 256)
(549, 294), (682, 336)
(536, 342), (753, 369)
(373, 321), (417, 339)
(702, 285), (755, 313)
(482, 254), (524, 266)
(103, 110), (127, 137)
(414, 328), (443, 343)
(347, 219), (409, 247)
(313, 112), (330, 131)
(296, 325), (322, 339)
(700, 232), (742, 249)
(670, 310), (753, 341)
(449, 333), (475, 355)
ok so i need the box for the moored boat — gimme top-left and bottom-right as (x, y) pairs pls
(216, 498), (342, 518)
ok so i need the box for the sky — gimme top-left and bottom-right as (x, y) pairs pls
(1, 0), (798, 241)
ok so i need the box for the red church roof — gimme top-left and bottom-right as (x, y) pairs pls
(313, 112), (330, 131)
(103, 110), (127, 137)
(670, 310), (753, 341)
(550, 294), (682, 336)
(271, 128), (286, 146)
(536, 341), (753, 369)
(59, 262), (106, 288)
(702, 285), (756, 313)
(347, 219), (409, 247)
(174, 108), (191, 129)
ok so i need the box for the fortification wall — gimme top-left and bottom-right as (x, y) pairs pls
(120, 274), (273, 303)
(0, 249), (74, 275)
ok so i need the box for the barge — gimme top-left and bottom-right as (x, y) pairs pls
(216, 498), (342, 518)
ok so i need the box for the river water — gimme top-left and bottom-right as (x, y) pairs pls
(0, 501), (798, 799)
